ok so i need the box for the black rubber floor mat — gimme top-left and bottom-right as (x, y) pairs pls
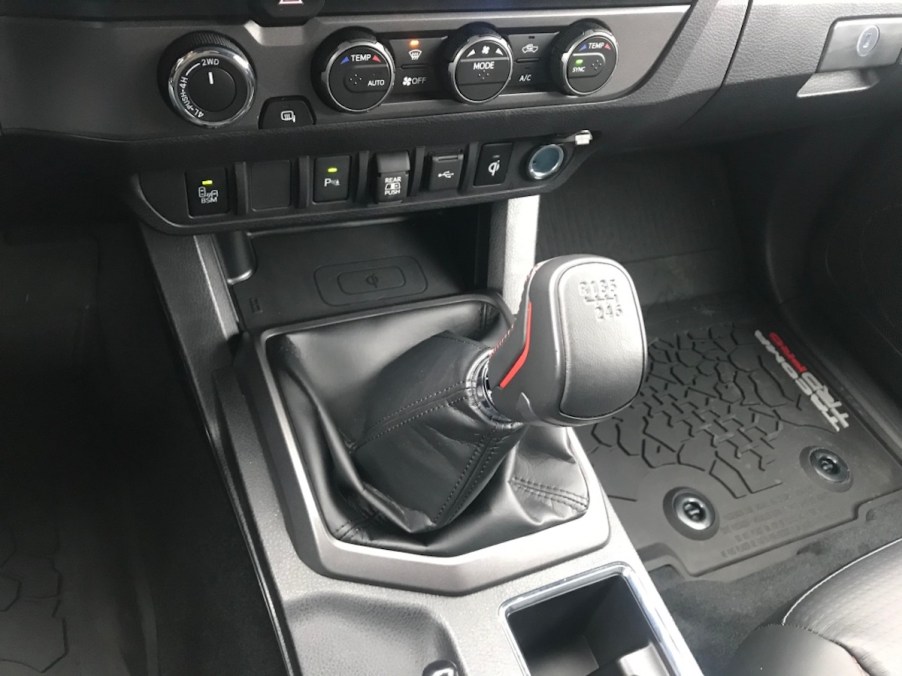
(537, 151), (746, 307)
(580, 296), (902, 578)
(0, 389), (144, 676)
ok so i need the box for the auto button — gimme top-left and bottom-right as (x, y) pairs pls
(315, 29), (396, 113)
(343, 63), (392, 93)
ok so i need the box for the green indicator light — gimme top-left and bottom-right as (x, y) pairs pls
(327, 167), (339, 174)
(574, 59), (584, 66)
(201, 179), (214, 186)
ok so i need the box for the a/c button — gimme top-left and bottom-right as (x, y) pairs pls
(314, 155), (351, 202)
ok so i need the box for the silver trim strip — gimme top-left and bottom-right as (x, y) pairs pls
(251, 295), (611, 594)
(488, 196), (540, 310)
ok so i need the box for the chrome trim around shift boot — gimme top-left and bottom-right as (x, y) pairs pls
(241, 294), (611, 595)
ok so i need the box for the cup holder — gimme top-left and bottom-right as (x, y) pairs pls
(504, 568), (672, 676)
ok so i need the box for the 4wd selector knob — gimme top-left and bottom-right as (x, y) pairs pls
(550, 21), (618, 96)
(442, 25), (513, 104)
(161, 33), (256, 128)
(314, 29), (395, 113)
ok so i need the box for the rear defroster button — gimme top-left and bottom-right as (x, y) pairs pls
(373, 152), (411, 203)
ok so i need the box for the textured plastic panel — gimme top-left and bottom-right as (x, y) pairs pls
(681, 0), (902, 141)
(0, 8), (683, 138)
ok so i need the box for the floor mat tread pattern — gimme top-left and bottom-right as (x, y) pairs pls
(581, 298), (902, 578)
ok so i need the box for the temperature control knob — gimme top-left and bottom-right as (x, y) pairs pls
(314, 29), (396, 113)
(161, 33), (256, 128)
(549, 21), (618, 96)
(442, 25), (513, 104)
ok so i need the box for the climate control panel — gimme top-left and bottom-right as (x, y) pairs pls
(157, 15), (650, 126)
(305, 22), (620, 114)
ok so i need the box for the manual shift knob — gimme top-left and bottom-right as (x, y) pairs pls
(485, 255), (647, 426)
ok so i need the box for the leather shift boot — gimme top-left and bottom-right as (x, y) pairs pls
(268, 297), (590, 555)
(353, 332), (525, 532)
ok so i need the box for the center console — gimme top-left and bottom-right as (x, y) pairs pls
(1, 0), (769, 672)
(141, 198), (702, 675)
(9, 0), (902, 672)
(128, 6), (687, 233)
(114, 7), (716, 672)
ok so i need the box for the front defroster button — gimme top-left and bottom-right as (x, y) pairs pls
(314, 155), (351, 202)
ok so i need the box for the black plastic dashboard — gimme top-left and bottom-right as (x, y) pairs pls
(4, 0), (902, 233)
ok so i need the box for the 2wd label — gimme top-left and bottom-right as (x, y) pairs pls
(755, 330), (850, 432)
